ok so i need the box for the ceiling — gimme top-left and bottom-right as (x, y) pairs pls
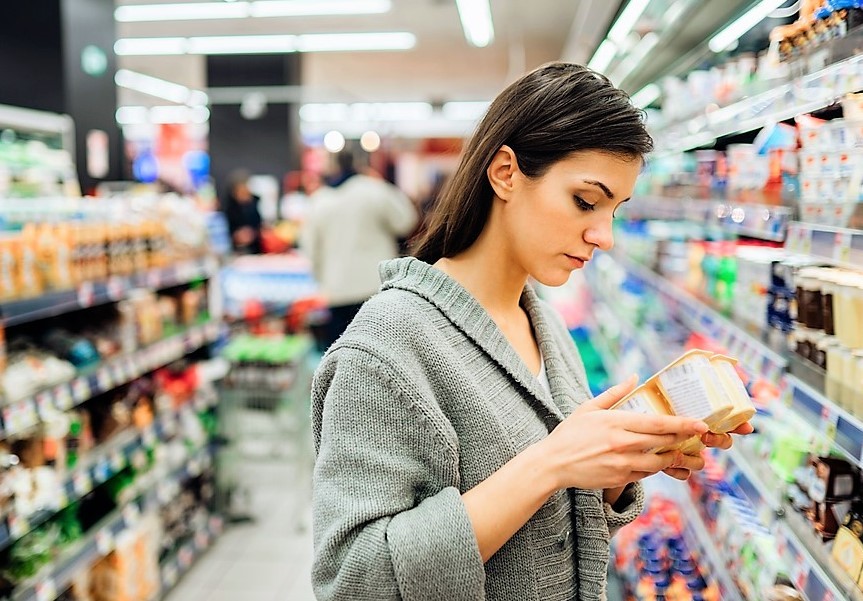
(114, 0), (768, 135)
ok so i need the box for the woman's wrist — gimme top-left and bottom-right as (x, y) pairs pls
(521, 441), (562, 499)
(603, 485), (627, 508)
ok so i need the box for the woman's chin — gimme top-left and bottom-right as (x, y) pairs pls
(532, 269), (571, 288)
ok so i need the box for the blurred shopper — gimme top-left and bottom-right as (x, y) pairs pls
(301, 150), (417, 349)
(310, 63), (752, 601)
(222, 169), (263, 254)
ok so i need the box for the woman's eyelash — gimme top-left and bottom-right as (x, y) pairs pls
(574, 196), (596, 211)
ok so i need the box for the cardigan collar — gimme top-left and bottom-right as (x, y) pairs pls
(380, 257), (569, 426)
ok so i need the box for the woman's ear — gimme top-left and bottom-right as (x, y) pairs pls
(487, 145), (520, 201)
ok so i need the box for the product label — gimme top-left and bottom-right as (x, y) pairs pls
(658, 356), (716, 418)
(617, 393), (656, 415)
(716, 361), (751, 406)
(834, 475), (855, 499)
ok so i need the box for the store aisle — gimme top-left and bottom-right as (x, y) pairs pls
(165, 458), (315, 601)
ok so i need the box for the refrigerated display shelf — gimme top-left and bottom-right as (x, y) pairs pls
(725, 446), (861, 601)
(0, 257), (217, 328)
(10, 443), (215, 601)
(655, 49), (863, 155)
(0, 320), (224, 437)
(786, 222), (863, 271)
(0, 390), (219, 554)
(674, 486), (746, 601)
(608, 251), (787, 385)
(622, 197), (794, 242)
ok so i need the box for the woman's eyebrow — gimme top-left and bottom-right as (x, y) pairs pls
(582, 179), (614, 200)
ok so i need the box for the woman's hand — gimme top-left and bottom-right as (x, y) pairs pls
(536, 376), (709, 491)
(662, 421), (754, 481)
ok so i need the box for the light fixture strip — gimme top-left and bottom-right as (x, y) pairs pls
(455, 0), (495, 48)
(587, 39), (618, 74)
(115, 0), (391, 23)
(630, 83), (660, 108)
(115, 69), (208, 106)
(114, 32), (416, 56)
(609, 32), (660, 85)
(607, 0), (652, 43)
(708, 0), (787, 53)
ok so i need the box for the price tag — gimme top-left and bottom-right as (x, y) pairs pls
(54, 384), (73, 410)
(834, 232), (852, 264)
(94, 458), (111, 483)
(107, 276), (125, 301)
(4, 401), (39, 435)
(35, 391), (54, 418)
(194, 530), (209, 550)
(124, 357), (138, 380)
(123, 502), (140, 526)
(111, 450), (126, 472)
(823, 590), (835, 601)
(791, 561), (807, 592)
(72, 377), (91, 403)
(8, 514), (29, 539)
(97, 368), (113, 392)
(96, 528), (114, 555)
(73, 470), (93, 497)
(142, 427), (157, 448)
(77, 281), (95, 308)
(800, 227), (813, 256)
(110, 362), (125, 386)
(163, 563), (179, 587)
(820, 405), (839, 443)
(35, 578), (57, 601)
(178, 546), (194, 569)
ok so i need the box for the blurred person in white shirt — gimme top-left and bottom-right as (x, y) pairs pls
(301, 150), (418, 349)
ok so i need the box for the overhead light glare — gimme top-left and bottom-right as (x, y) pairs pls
(608, 0), (651, 43)
(115, 69), (208, 106)
(115, 2), (250, 22)
(609, 32), (660, 85)
(708, 0), (786, 53)
(116, 0), (391, 22)
(631, 83), (660, 108)
(114, 33), (415, 56)
(299, 102), (432, 122)
(251, 0), (391, 17)
(587, 39), (618, 74)
(442, 101), (490, 121)
(324, 131), (346, 153)
(455, 0), (495, 47)
(360, 131), (381, 152)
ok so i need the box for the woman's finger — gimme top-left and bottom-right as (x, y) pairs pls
(614, 412), (709, 437)
(729, 422), (754, 435)
(613, 430), (701, 453)
(702, 432), (733, 450)
(662, 468), (692, 481)
(629, 450), (682, 474)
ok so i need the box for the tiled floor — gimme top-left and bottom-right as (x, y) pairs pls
(166, 456), (316, 601)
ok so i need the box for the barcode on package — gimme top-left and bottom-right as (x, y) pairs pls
(618, 393), (654, 415)
(658, 356), (715, 419)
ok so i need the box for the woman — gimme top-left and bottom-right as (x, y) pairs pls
(311, 63), (752, 601)
(222, 169), (263, 254)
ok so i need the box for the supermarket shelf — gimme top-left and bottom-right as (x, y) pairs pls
(622, 196), (794, 242)
(1, 257), (218, 328)
(0, 391), (220, 554)
(784, 374), (863, 470)
(728, 446), (862, 601)
(0, 320), (224, 437)
(674, 486), (745, 601)
(158, 515), (225, 598)
(786, 222), (863, 271)
(655, 52), (863, 155)
(10, 443), (215, 601)
(609, 251), (787, 384)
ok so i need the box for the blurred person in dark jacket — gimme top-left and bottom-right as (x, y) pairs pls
(223, 169), (263, 254)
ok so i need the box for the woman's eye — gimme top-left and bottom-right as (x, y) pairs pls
(574, 196), (596, 212)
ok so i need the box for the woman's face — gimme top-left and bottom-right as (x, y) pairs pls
(503, 150), (641, 287)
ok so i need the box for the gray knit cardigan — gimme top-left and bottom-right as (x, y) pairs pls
(311, 257), (644, 601)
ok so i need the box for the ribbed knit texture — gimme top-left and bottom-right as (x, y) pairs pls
(311, 257), (645, 600)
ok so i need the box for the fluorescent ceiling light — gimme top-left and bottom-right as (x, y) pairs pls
(115, 33), (415, 56)
(608, 0), (651, 44)
(587, 39), (617, 74)
(187, 35), (295, 54)
(114, 37), (187, 56)
(116, 106), (149, 125)
(631, 83), (660, 108)
(115, 69), (208, 106)
(709, 0), (786, 53)
(251, 0), (391, 18)
(116, 105), (210, 125)
(455, 0), (495, 47)
(116, 0), (391, 22)
(296, 32), (416, 52)
(609, 32), (660, 85)
(299, 102), (432, 122)
(442, 101), (490, 121)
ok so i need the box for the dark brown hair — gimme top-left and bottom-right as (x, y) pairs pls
(412, 62), (653, 264)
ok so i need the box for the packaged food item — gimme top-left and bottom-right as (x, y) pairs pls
(612, 349), (757, 453)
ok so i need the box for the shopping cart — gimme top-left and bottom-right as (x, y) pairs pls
(214, 333), (315, 525)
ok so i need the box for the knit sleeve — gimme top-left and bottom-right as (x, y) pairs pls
(311, 347), (485, 601)
(604, 482), (645, 537)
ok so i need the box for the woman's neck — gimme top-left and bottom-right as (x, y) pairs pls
(434, 222), (527, 318)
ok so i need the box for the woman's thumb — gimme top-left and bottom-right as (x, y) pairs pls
(579, 374), (639, 411)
